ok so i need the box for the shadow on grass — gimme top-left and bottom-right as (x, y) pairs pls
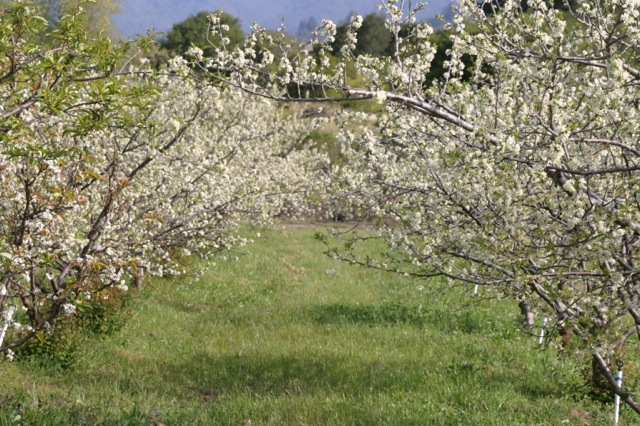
(59, 339), (596, 424)
(306, 303), (502, 334)
(153, 351), (426, 398)
(111, 349), (568, 402)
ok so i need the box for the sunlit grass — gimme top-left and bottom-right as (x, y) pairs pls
(0, 224), (617, 425)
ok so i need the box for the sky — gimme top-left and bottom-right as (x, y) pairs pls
(113, 0), (455, 38)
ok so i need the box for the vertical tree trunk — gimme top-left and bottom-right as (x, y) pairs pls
(134, 267), (145, 289)
(519, 300), (535, 329)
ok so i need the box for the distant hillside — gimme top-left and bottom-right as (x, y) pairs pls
(113, 0), (453, 39)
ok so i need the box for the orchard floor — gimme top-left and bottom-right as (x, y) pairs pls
(0, 224), (621, 425)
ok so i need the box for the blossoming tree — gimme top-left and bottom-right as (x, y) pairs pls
(201, 0), (640, 410)
(0, 1), (325, 358)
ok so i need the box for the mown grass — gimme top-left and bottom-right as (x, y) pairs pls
(0, 225), (620, 425)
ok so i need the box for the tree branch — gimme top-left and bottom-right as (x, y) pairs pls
(593, 352), (640, 415)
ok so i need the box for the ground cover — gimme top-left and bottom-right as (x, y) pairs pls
(0, 225), (617, 425)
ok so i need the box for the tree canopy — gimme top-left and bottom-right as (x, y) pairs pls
(160, 10), (244, 58)
(332, 13), (394, 57)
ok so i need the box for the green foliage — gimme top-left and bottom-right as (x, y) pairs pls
(16, 320), (80, 371)
(332, 13), (393, 57)
(75, 288), (131, 337)
(419, 25), (494, 86)
(15, 288), (131, 370)
(423, 28), (456, 84)
(329, 14), (481, 86)
(160, 10), (243, 58)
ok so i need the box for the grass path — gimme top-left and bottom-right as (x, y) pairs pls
(0, 225), (612, 425)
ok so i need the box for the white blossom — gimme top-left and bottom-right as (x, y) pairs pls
(62, 303), (76, 316)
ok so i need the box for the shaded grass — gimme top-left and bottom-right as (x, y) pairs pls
(0, 224), (617, 425)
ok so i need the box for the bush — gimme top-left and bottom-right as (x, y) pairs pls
(15, 288), (131, 370)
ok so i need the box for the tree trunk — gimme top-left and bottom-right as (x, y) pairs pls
(134, 267), (145, 289)
(591, 352), (613, 398)
(519, 300), (535, 329)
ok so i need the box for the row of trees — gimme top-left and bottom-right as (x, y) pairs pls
(197, 0), (640, 413)
(4, 0), (640, 416)
(160, 6), (435, 59)
(157, 9), (486, 92)
(0, 1), (326, 358)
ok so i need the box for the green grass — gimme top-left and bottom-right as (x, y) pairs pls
(0, 225), (619, 425)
